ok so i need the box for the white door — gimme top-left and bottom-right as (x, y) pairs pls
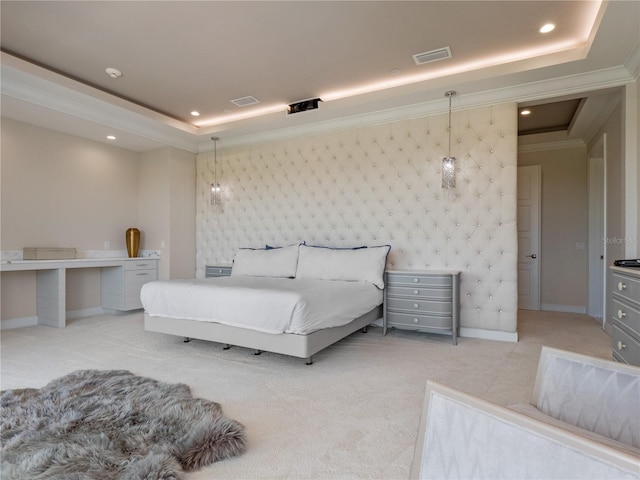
(517, 165), (541, 310)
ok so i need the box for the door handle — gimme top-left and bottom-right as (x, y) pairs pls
(526, 254), (537, 259)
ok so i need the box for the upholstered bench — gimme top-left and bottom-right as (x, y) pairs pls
(411, 381), (640, 479)
(508, 346), (640, 458)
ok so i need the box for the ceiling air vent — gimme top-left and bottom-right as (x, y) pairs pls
(231, 96), (259, 107)
(413, 47), (452, 65)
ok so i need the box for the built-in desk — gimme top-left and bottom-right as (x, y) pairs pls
(0, 257), (159, 328)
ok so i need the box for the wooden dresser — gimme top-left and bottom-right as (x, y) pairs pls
(611, 266), (640, 366)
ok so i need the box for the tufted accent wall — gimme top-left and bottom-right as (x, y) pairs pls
(196, 103), (518, 335)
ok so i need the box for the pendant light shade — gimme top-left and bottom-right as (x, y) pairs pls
(442, 90), (456, 190)
(210, 136), (222, 207)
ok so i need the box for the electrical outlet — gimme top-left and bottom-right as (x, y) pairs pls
(104, 241), (110, 249)
(160, 240), (165, 249)
(575, 241), (586, 251)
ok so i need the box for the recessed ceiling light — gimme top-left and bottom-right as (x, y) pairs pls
(539, 23), (555, 33)
(107, 135), (116, 140)
(105, 67), (122, 79)
(190, 111), (200, 117)
(520, 109), (531, 116)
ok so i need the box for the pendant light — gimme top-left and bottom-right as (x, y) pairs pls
(442, 90), (456, 190)
(210, 136), (222, 207)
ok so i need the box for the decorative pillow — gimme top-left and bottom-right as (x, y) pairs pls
(295, 244), (390, 289)
(231, 243), (299, 278)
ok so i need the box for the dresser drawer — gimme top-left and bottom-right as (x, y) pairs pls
(205, 265), (232, 277)
(612, 298), (640, 339)
(125, 260), (157, 271)
(386, 273), (451, 287)
(386, 285), (451, 299)
(387, 311), (452, 331)
(612, 272), (640, 307)
(386, 297), (452, 315)
(612, 324), (640, 366)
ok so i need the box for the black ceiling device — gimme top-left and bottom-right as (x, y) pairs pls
(287, 98), (322, 115)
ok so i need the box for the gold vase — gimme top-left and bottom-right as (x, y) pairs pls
(126, 228), (140, 258)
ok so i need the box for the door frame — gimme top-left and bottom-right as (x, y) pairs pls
(587, 134), (607, 328)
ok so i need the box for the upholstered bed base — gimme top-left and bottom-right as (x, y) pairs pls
(144, 305), (382, 364)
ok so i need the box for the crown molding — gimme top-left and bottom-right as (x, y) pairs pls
(213, 65), (635, 150)
(518, 139), (586, 153)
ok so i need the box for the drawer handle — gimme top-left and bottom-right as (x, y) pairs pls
(617, 309), (626, 319)
(413, 303), (420, 309)
(617, 282), (627, 291)
(617, 341), (626, 350)
(136, 272), (149, 276)
(218, 269), (224, 273)
(414, 289), (420, 295)
(413, 318), (419, 323)
(136, 263), (148, 267)
(413, 278), (420, 283)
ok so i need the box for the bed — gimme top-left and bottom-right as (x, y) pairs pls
(142, 244), (390, 364)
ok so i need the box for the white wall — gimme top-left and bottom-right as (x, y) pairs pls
(139, 147), (196, 280)
(1, 118), (139, 321)
(1, 118), (196, 324)
(197, 103), (519, 338)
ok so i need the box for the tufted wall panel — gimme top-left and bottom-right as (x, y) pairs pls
(196, 103), (518, 334)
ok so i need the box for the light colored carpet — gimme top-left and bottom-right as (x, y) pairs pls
(1, 310), (611, 479)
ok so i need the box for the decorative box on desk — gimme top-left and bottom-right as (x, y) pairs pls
(205, 265), (232, 277)
(610, 266), (640, 366)
(384, 269), (461, 344)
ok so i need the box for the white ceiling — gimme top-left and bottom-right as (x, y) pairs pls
(1, 1), (638, 152)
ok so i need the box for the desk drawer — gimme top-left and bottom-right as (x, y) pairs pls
(613, 324), (640, 366)
(125, 260), (157, 271)
(387, 311), (452, 331)
(125, 269), (157, 286)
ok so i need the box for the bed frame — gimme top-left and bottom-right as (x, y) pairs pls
(144, 305), (382, 364)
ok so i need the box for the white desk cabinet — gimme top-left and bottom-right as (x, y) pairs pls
(611, 266), (640, 366)
(102, 259), (158, 311)
(384, 269), (460, 344)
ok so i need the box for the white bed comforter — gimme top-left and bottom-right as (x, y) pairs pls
(140, 276), (383, 335)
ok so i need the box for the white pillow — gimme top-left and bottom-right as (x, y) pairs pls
(231, 244), (299, 278)
(295, 245), (390, 289)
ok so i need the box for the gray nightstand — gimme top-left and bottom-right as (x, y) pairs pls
(383, 270), (460, 344)
(205, 265), (232, 277)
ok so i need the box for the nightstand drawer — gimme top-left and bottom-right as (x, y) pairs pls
(613, 273), (640, 307)
(386, 297), (452, 315)
(206, 265), (232, 277)
(387, 311), (452, 330)
(386, 273), (451, 287)
(386, 285), (451, 299)
(612, 298), (640, 339)
(613, 324), (640, 366)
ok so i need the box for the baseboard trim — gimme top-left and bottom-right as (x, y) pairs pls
(459, 327), (518, 343)
(541, 303), (586, 314)
(66, 307), (104, 320)
(1, 316), (38, 330)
